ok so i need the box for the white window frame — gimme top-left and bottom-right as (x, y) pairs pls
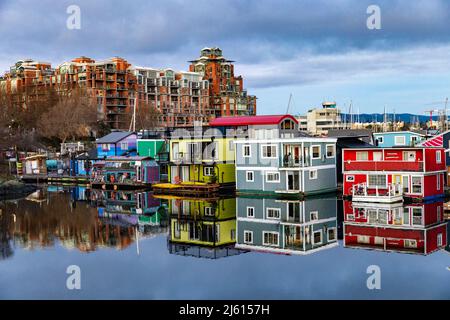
(247, 206), (255, 218)
(346, 175), (355, 182)
(266, 207), (281, 220)
(411, 136), (418, 144)
(437, 174), (441, 190)
(311, 145), (321, 159)
(356, 151), (369, 161)
(261, 144), (278, 159)
(263, 231), (280, 246)
(310, 211), (319, 221)
(411, 176), (423, 195)
(309, 169), (318, 180)
(204, 207), (214, 216)
(394, 136), (406, 146)
(265, 172), (280, 183)
(327, 227), (337, 242)
(203, 166), (214, 176)
(437, 233), (443, 247)
(367, 174), (387, 188)
(377, 136), (384, 144)
(102, 143), (110, 151)
(243, 144), (251, 158)
(326, 144), (336, 158)
(246, 171), (254, 182)
(313, 230), (323, 245)
(244, 230), (253, 244)
(120, 142), (128, 150)
(436, 150), (442, 163)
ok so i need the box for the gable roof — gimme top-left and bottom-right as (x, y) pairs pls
(209, 115), (298, 127)
(418, 130), (450, 147)
(96, 131), (135, 144)
(373, 131), (426, 137)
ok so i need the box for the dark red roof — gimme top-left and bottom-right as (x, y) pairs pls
(209, 115), (298, 127)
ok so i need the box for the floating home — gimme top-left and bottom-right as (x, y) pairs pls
(343, 200), (447, 255)
(343, 147), (446, 202)
(90, 156), (160, 189)
(373, 131), (426, 148)
(418, 130), (450, 184)
(234, 137), (337, 197)
(96, 131), (137, 158)
(136, 137), (170, 182)
(235, 196), (338, 255)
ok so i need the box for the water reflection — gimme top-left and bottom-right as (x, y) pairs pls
(236, 196), (339, 255)
(343, 200), (448, 255)
(165, 196), (245, 259)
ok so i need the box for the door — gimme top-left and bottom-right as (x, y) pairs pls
(287, 172), (300, 191)
(402, 175), (409, 193)
(181, 166), (190, 182)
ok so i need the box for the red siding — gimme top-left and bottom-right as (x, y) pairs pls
(424, 148), (446, 172)
(426, 225), (447, 254)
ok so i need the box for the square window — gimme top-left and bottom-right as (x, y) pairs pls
(310, 211), (319, 220)
(313, 230), (323, 245)
(247, 207), (255, 218)
(102, 144), (110, 151)
(395, 136), (406, 145)
(266, 172), (280, 182)
(204, 207), (214, 216)
(356, 152), (368, 161)
(204, 166), (214, 176)
(267, 208), (281, 219)
(327, 228), (337, 241)
(309, 170), (318, 180)
(262, 145), (277, 158)
(244, 231), (253, 244)
(246, 171), (254, 182)
(311, 145), (321, 159)
(326, 145), (335, 158)
(263, 232), (279, 246)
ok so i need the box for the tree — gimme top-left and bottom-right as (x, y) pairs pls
(37, 87), (98, 143)
(132, 100), (161, 131)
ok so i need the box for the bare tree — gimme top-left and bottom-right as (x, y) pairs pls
(133, 100), (161, 131)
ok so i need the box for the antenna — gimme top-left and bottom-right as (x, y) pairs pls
(129, 97), (137, 132)
(286, 93), (293, 114)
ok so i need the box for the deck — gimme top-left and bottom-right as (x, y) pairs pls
(152, 182), (231, 196)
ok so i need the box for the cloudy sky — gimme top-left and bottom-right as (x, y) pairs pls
(1, 0), (450, 115)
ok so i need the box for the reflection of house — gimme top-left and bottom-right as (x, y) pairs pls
(343, 200), (447, 255)
(343, 147), (446, 202)
(235, 137), (337, 196)
(236, 196), (338, 255)
(96, 131), (137, 158)
(374, 131), (426, 148)
(168, 197), (237, 247)
(418, 130), (450, 185)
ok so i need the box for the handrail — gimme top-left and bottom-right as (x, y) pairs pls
(352, 183), (403, 197)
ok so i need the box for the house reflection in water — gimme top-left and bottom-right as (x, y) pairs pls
(343, 200), (448, 255)
(165, 196), (245, 259)
(236, 196), (339, 255)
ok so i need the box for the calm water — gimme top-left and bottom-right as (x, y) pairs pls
(0, 186), (449, 300)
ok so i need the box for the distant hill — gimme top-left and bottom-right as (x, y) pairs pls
(341, 113), (440, 124)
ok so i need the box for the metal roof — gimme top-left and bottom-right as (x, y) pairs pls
(96, 132), (135, 144)
(209, 115), (298, 127)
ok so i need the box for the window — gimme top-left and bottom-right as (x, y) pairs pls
(404, 239), (417, 248)
(437, 174), (441, 190)
(309, 170), (318, 180)
(411, 136), (418, 144)
(326, 145), (335, 158)
(377, 136), (384, 144)
(228, 140), (235, 151)
(231, 229), (236, 241)
(267, 208), (281, 219)
(436, 151), (442, 163)
(310, 211), (319, 220)
(243, 145), (251, 157)
(356, 151), (368, 161)
(101, 143), (110, 151)
(263, 232), (279, 246)
(311, 145), (321, 159)
(204, 207), (214, 216)
(346, 175), (355, 182)
(412, 176), (422, 194)
(120, 142), (128, 150)
(313, 230), (323, 245)
(244, 231), (253, 244)
(368, 174), (387, 187)
(394, 136), (406, 145)
(327, 228), (337, 241)
(247, 207), (255, 218)
(266, 172), (280, 183)
(262, 145), (277, 158)
(246, 171), (254, 182)
(412, 208), (423, 225)
(437, 233), (443, 247)
(204, 166), (214, 176)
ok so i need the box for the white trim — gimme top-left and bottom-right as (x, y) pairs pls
(245, 170), (254, 182)
(266, 207), (281, 220)
(265, 171), (280, 183)
(394, 136), (406, 145)
(309, 169), (318, 180)
(242, 144), (251, 158)
(311, 145), (321, 160)
(235, 242), (339, 255)
(235, 138), (337, 144)
(260, 144), (278, 159)
(246, 206), (255, 218)
(243, 230), (253, 244)
(310, 211), (319, 220)
(262, 231), (280, 246)
(203, 166), (214, 176)
(326, 144), (336, 158)
(327, 227), (337, 242)
(237, 216), (336, 226)
(312, 230), (323, 245)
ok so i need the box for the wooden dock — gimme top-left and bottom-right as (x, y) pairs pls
(152, 182), (232, 196)
(20, 174), (90, 184)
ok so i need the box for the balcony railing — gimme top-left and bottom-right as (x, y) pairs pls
(344, 160), (424, 172)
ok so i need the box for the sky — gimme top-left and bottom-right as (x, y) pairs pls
(1, 0), (450, 115)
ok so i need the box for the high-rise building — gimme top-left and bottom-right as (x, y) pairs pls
(297, 102), (346, 136)
(189, 47), (256, 117)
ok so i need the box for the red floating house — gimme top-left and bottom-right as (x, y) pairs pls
(342, 147), (446, 202)
(343, 200), (447, 255)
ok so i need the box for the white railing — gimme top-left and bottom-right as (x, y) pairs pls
(352, 183), (403, 198)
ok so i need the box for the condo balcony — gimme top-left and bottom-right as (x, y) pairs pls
(344, 160), (424, 172)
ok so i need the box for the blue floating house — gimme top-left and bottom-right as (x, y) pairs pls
(373, 131), (426, 148)
(96, 131), (137, 158)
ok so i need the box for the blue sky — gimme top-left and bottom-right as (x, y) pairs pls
(1, 0), (450, 115)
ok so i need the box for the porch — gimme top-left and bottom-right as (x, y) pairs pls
(352, 183), (403, 203)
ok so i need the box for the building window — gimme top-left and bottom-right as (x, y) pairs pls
(246, 171), (254, 182)
(436, 151), (442, 163)
(368, 174), (387, 188)
(101, 144), (110, 151)
(310, 211), (319, 220)
(263, 232), (279, 246)
(120, 142), (128, 150)
(267, 208), (281, 219)
(266, 172), (280, 183)
(244, 231), (253, 244)
(204, 166), (214, 176)
(346, 175), (355, 182)
(356, 151), (368, 161)
(327, 228), (337, 241)
(228, 140), (235, 151)
(311, 145), (321, 159)
(247, 207), (255, 218)
(243, 145), (251, 157)
(309, 170), (318, 180)
(404, 239), (417, 248)
(313, 230), (323, 245)
(262, 145), (277, 158)
(394, 136), (406, 145)
(412, 176), (422, 194)
(437, 174), (441, 190)
(437, 233), (443, 247)
(204, 207), (214, 216)
(326, 145), (335, 158)
(377, 136), (384, 144)
(411, 136), (418, 144)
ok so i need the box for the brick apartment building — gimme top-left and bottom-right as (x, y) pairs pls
(0, 48), (256, 129)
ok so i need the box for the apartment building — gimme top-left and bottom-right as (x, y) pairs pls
(189, 47), (257, 117)
(297, 102), (346, 136)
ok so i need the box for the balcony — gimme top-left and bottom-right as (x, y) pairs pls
(352, 183), (403, 203)
(344, 160), (424, 172)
